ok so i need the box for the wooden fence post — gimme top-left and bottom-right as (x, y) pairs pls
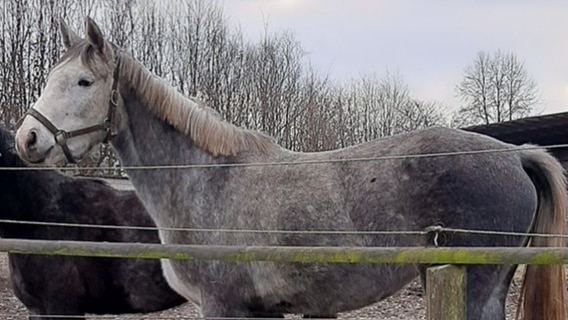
(426, 264), (466, 320)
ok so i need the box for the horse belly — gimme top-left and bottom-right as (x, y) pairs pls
(252, 262), (419, 314)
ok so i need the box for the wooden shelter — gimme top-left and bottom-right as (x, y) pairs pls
(463, 111), (568, 164)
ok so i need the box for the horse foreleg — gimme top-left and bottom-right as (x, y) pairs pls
(200, 292), (253, 318)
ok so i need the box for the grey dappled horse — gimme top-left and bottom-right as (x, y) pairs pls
(15, 17), (568, 320)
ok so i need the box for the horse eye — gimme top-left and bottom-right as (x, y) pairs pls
(78, 79), (93, 87)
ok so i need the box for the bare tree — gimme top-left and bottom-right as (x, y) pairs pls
(344, 72), (444, 143)
(0, 0), (449, 173)
(456, 50), (539, 125)
(396, 99), (447, 133)
(0, 0), (76, 130)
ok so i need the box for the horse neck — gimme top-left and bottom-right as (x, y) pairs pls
(113, 85), (226, 168)
(111, 85), (231, 224)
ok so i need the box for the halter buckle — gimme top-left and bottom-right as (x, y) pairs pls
(54, 130), (68, 146)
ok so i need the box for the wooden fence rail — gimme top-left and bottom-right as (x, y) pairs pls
(2, 238), (564, 320)
(0, 238), (567, 264)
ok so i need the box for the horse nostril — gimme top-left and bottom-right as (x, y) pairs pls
(26, 130), (38, 149)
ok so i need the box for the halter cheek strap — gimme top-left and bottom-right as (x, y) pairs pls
(25, 55), (121, 164)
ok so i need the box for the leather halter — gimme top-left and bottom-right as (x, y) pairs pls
(26, 55), (121, 164)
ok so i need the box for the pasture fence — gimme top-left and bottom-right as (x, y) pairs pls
(0, 226), (566, 320)
(1, 142), (567, 172)
(2, 144), (568, 319)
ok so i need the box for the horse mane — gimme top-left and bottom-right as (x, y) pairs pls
(60, 41), (276, 157)
(117, 51), (276, 157)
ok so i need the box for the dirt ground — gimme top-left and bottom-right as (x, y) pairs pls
(0, 252), (525, 319)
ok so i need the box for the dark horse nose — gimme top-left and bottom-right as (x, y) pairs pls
(26, 130), (38, 150)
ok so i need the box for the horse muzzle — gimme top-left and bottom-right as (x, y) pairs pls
(15, 116), (55, 164)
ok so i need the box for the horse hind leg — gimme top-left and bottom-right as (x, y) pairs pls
(475, 265), (518, 320)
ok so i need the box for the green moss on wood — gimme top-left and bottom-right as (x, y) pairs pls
(3, 239), (568, 265)
(427, 265), (466, 320)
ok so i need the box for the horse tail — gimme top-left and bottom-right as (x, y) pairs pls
(518, 146), (567, 320)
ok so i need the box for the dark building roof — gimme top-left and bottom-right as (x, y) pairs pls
(462, 111), (568, 147)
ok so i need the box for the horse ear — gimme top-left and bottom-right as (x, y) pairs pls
(85, 17), (106, 55)
(59, 19), (80, 49)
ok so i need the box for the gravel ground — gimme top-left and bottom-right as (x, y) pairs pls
(0, 252), (525, 319)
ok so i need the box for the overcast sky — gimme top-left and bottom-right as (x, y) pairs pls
(221, 0), (568, 116)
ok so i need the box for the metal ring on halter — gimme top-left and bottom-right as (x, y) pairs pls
(110, 89), (119, 107)
(54, 130), (69, 146)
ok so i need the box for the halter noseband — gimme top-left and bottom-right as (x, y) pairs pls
(25, 55), (121, 164)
